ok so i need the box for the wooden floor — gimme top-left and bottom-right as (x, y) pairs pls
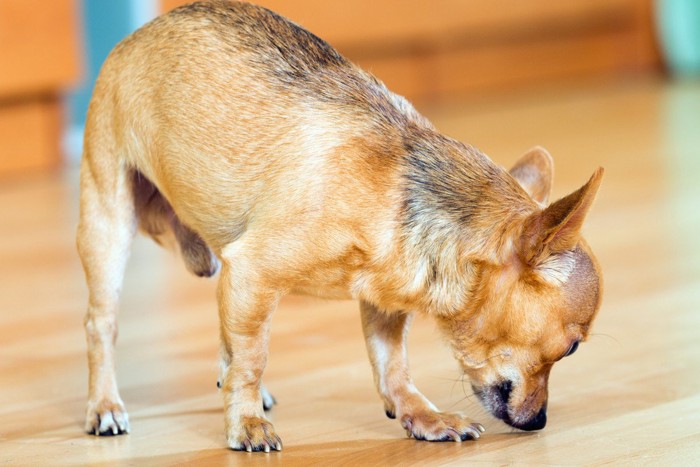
(1, 78), (699, 465)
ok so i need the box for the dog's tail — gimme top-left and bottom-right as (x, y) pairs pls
(131, 170), (220, 277)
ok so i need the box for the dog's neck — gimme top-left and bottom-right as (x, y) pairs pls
(370, 130), (535, 315)
(402, 131), (531, 252)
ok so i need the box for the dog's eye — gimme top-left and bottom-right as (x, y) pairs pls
(564, 341), (579, 357)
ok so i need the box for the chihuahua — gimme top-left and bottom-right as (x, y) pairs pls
(77, 0), (603, 452)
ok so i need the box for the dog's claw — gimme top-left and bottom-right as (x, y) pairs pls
(86, 400), (130, 437)
(228, 416), (282, 453)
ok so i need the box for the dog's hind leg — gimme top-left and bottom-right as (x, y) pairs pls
(77, 128), (136, 436)
(171, 220), (220, 278)
(131, 171), (220, 278)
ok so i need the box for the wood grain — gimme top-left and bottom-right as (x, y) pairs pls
(1, 79), (699, 464)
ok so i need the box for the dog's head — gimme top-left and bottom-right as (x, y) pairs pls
(438, 147), (603, 431)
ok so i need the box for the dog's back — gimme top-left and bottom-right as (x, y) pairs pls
(87, 1), (429, 259)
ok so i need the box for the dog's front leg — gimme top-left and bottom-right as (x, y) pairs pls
(360, 301), (484, 442)
(217, 242), (282, 452)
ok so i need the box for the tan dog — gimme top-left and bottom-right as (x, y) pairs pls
(77, 0), (603, 452)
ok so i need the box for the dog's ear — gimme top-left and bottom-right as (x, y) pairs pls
(520, 168), (604, 263)
(509, 146), (554, 205)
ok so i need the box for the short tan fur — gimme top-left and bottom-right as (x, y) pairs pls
(77, 1), (604, 452)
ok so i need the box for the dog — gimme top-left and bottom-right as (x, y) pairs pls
(77, 0), (603, 452)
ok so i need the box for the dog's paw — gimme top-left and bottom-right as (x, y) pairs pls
(401, 411), (484, 442)
(227, 416), (282, 452)
(85, 399), (130, 436)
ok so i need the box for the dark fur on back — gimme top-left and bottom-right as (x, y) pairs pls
(161, 1), (422, 128)
(171, 0), (348, 79)
(401, 128), (535, 263)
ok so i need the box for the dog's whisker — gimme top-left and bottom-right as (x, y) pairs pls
(462, 352), (510, 370)
(449, 376), (462, 400)
(588, 333), (620, 345)
(446, 393), (480, 411)
(460, 374), (471, 400)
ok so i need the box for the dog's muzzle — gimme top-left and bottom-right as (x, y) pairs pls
(512, 407), (547, 431)
(472, 380), (548, 431)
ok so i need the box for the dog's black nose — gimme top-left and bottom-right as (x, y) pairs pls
(518, 408), (547, 431)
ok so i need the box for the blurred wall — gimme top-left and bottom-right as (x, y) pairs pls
(0, 0), (81, 177)
(0, 0), (665, 177)
(65, 0), (157, 162)
(657, 0), (700, 76)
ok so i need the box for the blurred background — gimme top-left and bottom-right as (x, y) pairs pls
(2, 2), (700, 463)
(1, 0), (698, 178)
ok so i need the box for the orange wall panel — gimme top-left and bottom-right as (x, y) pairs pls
(0, 0), (81, 177)
(0, 0), (82, 98)
(0, 98), (61, 177)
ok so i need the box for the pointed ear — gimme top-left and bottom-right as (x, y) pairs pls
(521, 168), (604, 264)
(509, 146), (554, 205)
